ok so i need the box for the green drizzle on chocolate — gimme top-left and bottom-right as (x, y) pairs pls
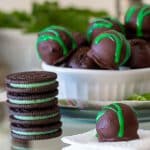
(125, 5), (138, 23)
(94, 30), (131, 65)
(36, 25), (77, 60)
(125, 4), (150, 37)
(96, 103), (125, 138)
(47, 26), (77, 50)
(87, 18), (113, 41)
(137, 5), (150, 36)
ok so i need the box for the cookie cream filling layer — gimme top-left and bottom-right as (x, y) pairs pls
(14, 113), (59, 121)
(12, 129), (59, 136)
(10, 80), (56, 88)
(9, 96), (56, 104)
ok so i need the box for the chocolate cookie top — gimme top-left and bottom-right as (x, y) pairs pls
(6, 71), (58, 94)
(6, 71), (57, 84)
(11, 121), (62, 140)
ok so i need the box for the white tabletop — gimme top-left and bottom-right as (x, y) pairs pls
(0, 113), (150, 150)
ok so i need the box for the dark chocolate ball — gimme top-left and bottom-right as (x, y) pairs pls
(87, 17), (125, 42)
(125, 4), (150, 39)
(128, 39), (150, 68)
(67, 47), (98, 69)
(72, 32), (88, 48)
(37, 26), (77, 65)
(87, 30), (131, 69)
(96, 103), (139, 142)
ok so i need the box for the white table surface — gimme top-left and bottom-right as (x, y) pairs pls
(0, 110), (150, 150)
(0, 90), (150, 150)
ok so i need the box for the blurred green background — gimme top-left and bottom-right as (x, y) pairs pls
(0, 1), (108, 33)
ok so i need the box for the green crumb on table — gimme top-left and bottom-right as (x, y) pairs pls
(127, 93), (150, 101)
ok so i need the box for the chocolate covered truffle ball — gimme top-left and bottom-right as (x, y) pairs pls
(67, 47), (98, 69)
(128, 39), (150, 68)
(96, 103), (139, 142)
(37, 26), (77, 65)
(72, 32), (88, 48)
(87, 17), (125, 42)
(125, 4), (150, 39)
(87, 30), (131, 69)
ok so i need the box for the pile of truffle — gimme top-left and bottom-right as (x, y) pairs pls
(37, 4), (150, 70)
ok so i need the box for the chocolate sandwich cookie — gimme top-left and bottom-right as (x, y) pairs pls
(11, 138), (31, 150)
(11, 122), (62, 140)
(9, 107), (60, 125)
(7, 90), (58, 109)
(10, 114), (61, 126)
(6, 71), (58, 94)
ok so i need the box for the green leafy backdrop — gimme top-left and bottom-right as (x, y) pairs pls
(0, 2), (108, 33)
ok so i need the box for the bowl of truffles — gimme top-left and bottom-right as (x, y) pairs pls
(37, 4), (150, 101)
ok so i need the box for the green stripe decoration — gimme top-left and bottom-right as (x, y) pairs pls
(94, 32), (122, 64)
(36, 25), (77, 61)
(87, 18), (113, 41)
(125, 5), (138, 23)
(137, 5), (150, 36)
(10, 80), (56, 88)
(37, 34), (68, 56)
(125, 4), (150, 37)
(94, 30), (131, 65)
(49, 25), (77, 50)
(14, 113), (59, 121)
(12, 129), (59, 136)
(9, 97), (55, 105)
(96, 103), (125, 138)
(108, 17), (125, 34)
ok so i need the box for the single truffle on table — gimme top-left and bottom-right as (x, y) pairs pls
(87, 30), (131, 69)
(72, 32), (89, 48)
(96, 103), (139, 142)
(87, 17), (125, 42)
(67, 47), (99, 69)
(128, 39), (150, 68)
(125, 4), (150, 40)
(37, 26), (77, 65)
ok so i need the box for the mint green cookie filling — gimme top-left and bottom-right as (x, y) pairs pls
(9, 97), (55, 105)
(10, 80), (56, 88)
(12, 129), (59, 136)
(14, 113), (59, 121)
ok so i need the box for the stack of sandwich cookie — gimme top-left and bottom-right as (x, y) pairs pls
(11, 138), (31, 150)
(6, 71), (62, 140)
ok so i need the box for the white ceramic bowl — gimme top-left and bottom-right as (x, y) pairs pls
(42, 62), (150, 101)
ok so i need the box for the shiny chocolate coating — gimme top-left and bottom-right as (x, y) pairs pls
(125, 4), (150, 39)
(128, 39), (150, 68)
(72, 32), (89, 48)
(37, 26), (77, 65)
(96, 103), (139, 142)
(67, 47), (98, 69)
(87, 17), (125, 42)
(87, 30), (131, 69)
